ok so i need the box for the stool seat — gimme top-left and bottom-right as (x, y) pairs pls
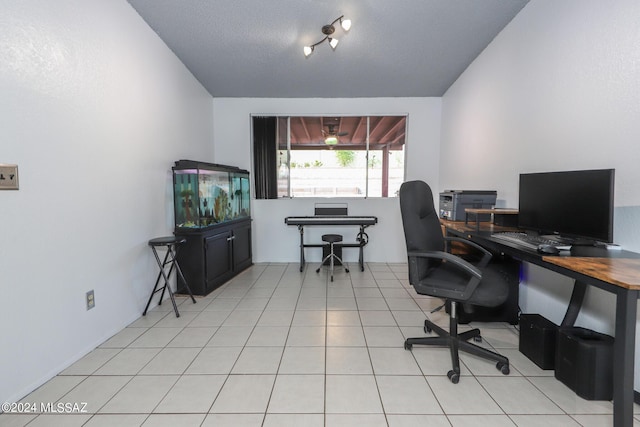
(322, 234), (343, 244)
(149, 236), (186, 247)
(144, 235), (195, 318)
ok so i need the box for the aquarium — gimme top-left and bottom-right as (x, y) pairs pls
(173, 160), (251, 229)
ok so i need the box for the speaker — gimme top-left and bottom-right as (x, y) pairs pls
(519, 314), (558, 370)
(555, 327), (613, 400)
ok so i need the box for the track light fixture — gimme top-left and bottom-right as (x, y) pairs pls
(303, 15), (351, 57)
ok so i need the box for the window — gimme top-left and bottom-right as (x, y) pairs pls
(253, 115), (406, 199)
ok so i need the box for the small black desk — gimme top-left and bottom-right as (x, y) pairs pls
(442, 220), (640, 427)
(285, 216), (378, 272)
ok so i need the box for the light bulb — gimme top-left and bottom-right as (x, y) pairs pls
(341, 18), (351, 31)
(325, 136), (338, 145)
(329, 38), (339, 49)
(303, 46), (313, 56)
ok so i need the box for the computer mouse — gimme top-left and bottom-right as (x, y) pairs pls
(537, 244), (560, 255)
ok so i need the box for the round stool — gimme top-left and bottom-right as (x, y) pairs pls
(144, 236), (196, 317)
(316, 234), (349, 282)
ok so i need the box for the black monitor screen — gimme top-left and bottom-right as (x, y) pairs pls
(518, 169), (615, 243)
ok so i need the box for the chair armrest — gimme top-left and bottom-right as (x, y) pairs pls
(407, 250), (482, 279)
(444, 236), (493, 268)
(407, 250), (483, 301)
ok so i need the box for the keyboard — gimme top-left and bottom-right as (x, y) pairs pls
(491, 232), (572, 251)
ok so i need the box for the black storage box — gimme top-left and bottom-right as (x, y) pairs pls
(519, 314), (558, 370)
(555, 327), (614, 401)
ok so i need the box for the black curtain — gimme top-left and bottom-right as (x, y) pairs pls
(252, 116), (278, 199)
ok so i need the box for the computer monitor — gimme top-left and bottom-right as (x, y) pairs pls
(518, 169), (615, 244)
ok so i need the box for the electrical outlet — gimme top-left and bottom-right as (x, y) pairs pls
(86, 290), (95, 310)
(0, 164), (19, 190)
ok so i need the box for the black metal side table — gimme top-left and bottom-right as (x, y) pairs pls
(143, 236), (196, 317)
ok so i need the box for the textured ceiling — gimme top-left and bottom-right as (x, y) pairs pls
(127, 0), (529, 98)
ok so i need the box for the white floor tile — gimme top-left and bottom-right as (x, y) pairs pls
(325, 375), (383, 413)
(94, 348), (160, 375)
(59, 375), (131, 413)
(326, 347), (373, 374)
(209, 375), (276, 413)
(263, 413), (324, 427)
(201, 413), (264, 427)
(448, 414), (517, 427)
(84, 414), (148, 427)
(167, 326), (217, 347)
(376, 375), (442, 414)
(279, 346), (325, 374)
(368, 347), (422, 375)
(267, 374), (325, 413)
(363, 326), (405, 347)
(286, 326), (326, 346)
(59, 349), (120, 375)
(99, 375), (179, 413)
(246, 326), (289, 346)
(3, 263), (630, 427)
(477, 376), (564, 414)
(359, 310), (397, 326)
(142, 413), (206, 426)
(231, 346), (283, 374)
(206, 325), (253, 346)
(386, 414), (452, 427)
(326, 326), (366, 346)
(153, 375), (226, 413)
(185, 346), (242, 374)
(325, 413), (388, 426)
(139, 347), (200, 375)
(426, 375), (503, 414)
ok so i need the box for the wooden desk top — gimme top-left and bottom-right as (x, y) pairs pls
(465, 208), (519, 215)
(441, 219), (640, 290)
(543, 257), (640, 290)
(440, 219), (517, 234)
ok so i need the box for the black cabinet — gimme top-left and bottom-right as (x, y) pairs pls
(172, 160), (252, 296)
(176, 218), (252, 295)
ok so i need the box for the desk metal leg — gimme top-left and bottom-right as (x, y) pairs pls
(613, 288), (638, 427)
(560, 280), (587, 327)
(298, 225), (306, 272)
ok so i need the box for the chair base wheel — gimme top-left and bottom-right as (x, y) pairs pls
(474, 335), (482, 343)
(424, 325), (432, 333)
(404, 341), (413, 350)
(497, 361), (510, 375)
(447, 370), (460, 384)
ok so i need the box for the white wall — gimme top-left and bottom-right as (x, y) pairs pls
(440, 0), (640, 387)
(0, 0), (213, 403)
(212, 98), (442, 264)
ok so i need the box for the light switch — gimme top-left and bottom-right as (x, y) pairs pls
(0, 164), (19, 190)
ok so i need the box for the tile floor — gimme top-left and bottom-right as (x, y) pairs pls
(2, 263), (639, 427)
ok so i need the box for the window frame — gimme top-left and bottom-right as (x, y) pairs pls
(252, 114), (407, 199)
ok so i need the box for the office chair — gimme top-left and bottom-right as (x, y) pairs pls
(399, 180), (510, 383)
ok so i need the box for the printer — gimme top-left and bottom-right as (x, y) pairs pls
(439, 190), (497, 222)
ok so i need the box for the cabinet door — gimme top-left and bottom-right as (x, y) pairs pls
(204, 230), (233, 289)
(232, 222), (252, 271)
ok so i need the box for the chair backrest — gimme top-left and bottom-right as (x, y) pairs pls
(399, 180), (446, 282)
